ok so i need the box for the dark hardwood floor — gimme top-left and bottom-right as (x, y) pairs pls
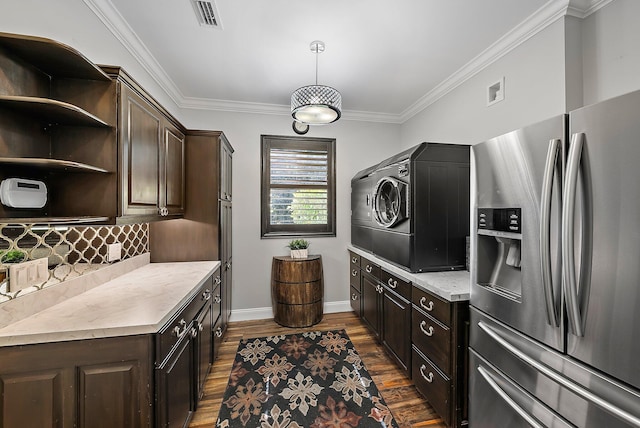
(189, 311), (446, 427)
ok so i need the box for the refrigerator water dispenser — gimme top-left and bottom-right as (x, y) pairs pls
(476, 208), (523, 301)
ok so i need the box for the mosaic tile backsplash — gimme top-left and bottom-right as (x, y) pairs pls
(0, 223), (148, 302)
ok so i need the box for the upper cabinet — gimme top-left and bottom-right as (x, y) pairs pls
(0, 33), (185, 224)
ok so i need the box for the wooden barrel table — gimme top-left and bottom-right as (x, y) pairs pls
(271, 255), (324, 327)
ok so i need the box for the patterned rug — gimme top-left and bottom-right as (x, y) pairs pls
(216, 329), (399, 427)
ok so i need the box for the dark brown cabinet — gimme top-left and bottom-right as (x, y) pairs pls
(411, 287), (468, 427)
(349, 251), (412, 374)
(0, 335), (153, 428)
(117, 74), (185, 222)
(150, 131), (233, 342)
(0, 32), (186, 225)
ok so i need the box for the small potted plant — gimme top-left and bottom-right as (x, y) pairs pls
(287, 239), (310, 259)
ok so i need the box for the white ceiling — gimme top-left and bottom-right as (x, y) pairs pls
(88, 0), (602, 122)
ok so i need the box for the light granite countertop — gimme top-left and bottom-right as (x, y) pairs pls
(0, 259), (220, 347)
(348, 245), (470, 302)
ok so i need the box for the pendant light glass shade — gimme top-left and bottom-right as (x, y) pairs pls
(291, 41), (342, 125)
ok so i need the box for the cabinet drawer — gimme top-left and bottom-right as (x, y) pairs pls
(381, 269), (411, 300)
(349, 251), (361, 268)
(349, 266), (361, 288)
(412, 309), (451, 375)
(412, 347), (451, 427)
(361, 257), (380, 279)
(157, 276), (213, 364)
(350, 286), (361, 317)
(412, 286), (451, 326)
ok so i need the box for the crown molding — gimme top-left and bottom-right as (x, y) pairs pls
(82, 0), (186, 107)
(85, 0), (613, 124)
(567, 0), (614, 18)
(180, 96), (404, 123)
(399, 0), (572, 122)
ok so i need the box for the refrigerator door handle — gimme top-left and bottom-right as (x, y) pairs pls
(478, 320), (640, 426)
(540, 138), (561, 327)
(476, 365), (545, 428)
(562, 133), (585, 337)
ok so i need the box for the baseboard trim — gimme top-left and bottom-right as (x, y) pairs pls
(229, 300), (353, 323)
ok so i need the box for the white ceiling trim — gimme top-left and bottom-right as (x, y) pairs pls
(83, 0), (608, 124)
(82, 0), (187, 107)
(567, 0), (614, 18)
(398, 0), (571, 122)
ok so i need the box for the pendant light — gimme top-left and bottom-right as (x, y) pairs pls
(291, 40), (342, 125)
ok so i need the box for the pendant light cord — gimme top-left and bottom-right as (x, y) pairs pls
(315, 43), (319, 85)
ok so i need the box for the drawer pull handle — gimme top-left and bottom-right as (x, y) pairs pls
(352, 269), (358, 277)
(172, 319), (188, 338)
(420, 321), (434, 336)
(351, 293), (358, 301)
(388, 278), (397, 288)
(365, 265), (373, 273)
(215, 327), (223, 338)
(352, 257), (358, 264)
(214, 276), (222, 285)
(198, 322), (204, 332)
(191, 327), (198, 338)
(203, 289), (212, 300)
(420, 365), (434, 383)
(214, 295), (222, 304)
(420, 296), (434, 311)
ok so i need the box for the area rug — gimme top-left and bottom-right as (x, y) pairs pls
(216, 329), (399, 427)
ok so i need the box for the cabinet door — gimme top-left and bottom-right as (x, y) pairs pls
(220, 201), (232, 330)
(78, 361), (146, 428)
(361, 275), (380, 338)
(156, 335), (193, 428)
(120, 83), (161, 217)
(382, 288), (411, 373)
(220, 136), (233, 201)
(195, 301), (213, 403)
(0, 367), (74, 428)
(161, 122), (185, 216)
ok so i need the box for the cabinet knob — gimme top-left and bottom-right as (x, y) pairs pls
(215, 327), (223, 338)
(202, 289), (212, 300)
(190, 327), (198, 338)
(214, 276), (222, 285)
(388, 278), (397, 288)
(419, 320), (434, 337)
(420, 296), (434, 311)
(351, 257), (358, 264)
(351, 293), (358, 301)
(420, 365), (434, 383)
(214, 295), (222, 304)
(351, 269), (358, 277)
(158, 206), (169, 216)
(198, 322), (204, 332)
(365, 265), (373, 273)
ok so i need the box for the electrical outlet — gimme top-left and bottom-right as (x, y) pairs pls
(8, 258), (49, 293)
(107, 243), (122, 262)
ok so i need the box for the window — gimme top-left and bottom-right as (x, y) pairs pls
(261, 135), (336, 238)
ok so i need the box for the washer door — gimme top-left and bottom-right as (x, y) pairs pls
(373, 177), (407, 228)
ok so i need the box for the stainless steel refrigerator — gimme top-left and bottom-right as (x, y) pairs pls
(470, 89), (640, 427)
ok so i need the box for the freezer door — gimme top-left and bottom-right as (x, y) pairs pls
(469, 351), (574, 428)
(471, 115), (565, 351)
(566, 89), (640, 390)
(470, 308), (640, 428)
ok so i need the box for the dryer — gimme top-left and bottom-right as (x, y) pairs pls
(351, 142), (470, 272)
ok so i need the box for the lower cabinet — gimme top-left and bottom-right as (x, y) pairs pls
(0, 335), (153, 428)
(347, 250), (469, 427)
(411, 287), (468, 427)
(0, 268), (224, 428)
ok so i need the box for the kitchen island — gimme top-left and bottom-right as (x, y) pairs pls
(0, 255), (221, 428)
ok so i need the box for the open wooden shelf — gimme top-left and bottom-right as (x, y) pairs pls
(0, 95), (110, 127)
(0, 157), (110, 173)
(0, 216), (110, 225)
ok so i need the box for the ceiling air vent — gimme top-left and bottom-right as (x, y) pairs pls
(191, 0), (223, 29)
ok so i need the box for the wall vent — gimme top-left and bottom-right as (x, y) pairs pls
(192, 0), (223, 28)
